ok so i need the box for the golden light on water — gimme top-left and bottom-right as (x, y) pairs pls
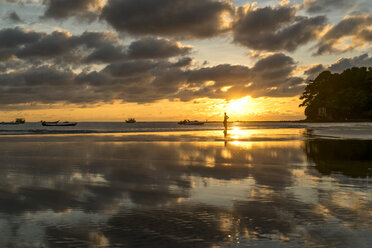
(230, 127), (246, 140)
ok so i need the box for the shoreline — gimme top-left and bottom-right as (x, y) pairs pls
(2, 119), (372, 124)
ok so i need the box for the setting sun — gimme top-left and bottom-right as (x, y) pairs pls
(226, 97), (252, 114)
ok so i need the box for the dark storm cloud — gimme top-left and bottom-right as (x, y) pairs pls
(186, 64), (251, 86)
(304, 64), (326, 80)
(322, 15), (372, 41)
(183, 53), (297, 90)
(83, 44), (126, 63)
(127, 38), (192, 60)
(303, 53), (372, 80)
(0, 28), (302, 106)
(13, 29), (123, 62)
(303, 0), (358, 13)
(42, 0), (103, 20)
(176, 53), (304, 101)
(0, 66), (74, 89)
(0, 27), (42, 48)
(328, 53), (372, 73)
(73, 31), (126, 63)
(101, 0), (234, 38)
(235, 5), (297, 33)
(1, 0), (33, 3)
(102, 60), (156, 78)
(0, 64), (138, 105)
(74, 30), (118, 48)
(84, 37), (193, 64)
(0, 59), (24, 71)
(248, 54), (304, 97)
(73, 59), (193, 103)
(0, 66), (76, 105)
(1, 0), (19, 3)
(6, 11), (22, 22)
(16, 30), (77, 58)
(0, 28), (192, 64)
(0, 49), (15, 61)
(315, 14), (372, 55)
(233, 6), (327, 52)
(0, 52), (304, 106)
(252, 53), (296, 81)
(359, 29), (372, 41)
(172, 57), (193, 68)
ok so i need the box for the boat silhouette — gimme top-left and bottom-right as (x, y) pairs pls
(178, 120), (204, 125)
(41, 121), (77, 126)
(125, 118), (136, 123)
(0, 118), (25, 125)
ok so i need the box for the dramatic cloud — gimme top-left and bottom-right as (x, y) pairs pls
(6, 11), (22, 22)
(233, 5), (327, 52)
(303, 0), (359, 13)
(16, 30), (78, 58)
(304, 53), (372, 80)
(82, 44), (126, 64)
(101, 0), (234, 38)
(0, 0), (370, 111)
(304, 64), (326, 80)
(127, 38), (192, 60)
(101, 60), (156, 78)
(0, 66), (78, 105)
(0, 53), (304, 106)
(14, 30), (125, 64)
(1, 0), (38, 3)
(315, 14), (372, 55)
(84, 37), (193, 64)
(42, 0), (104, 20)
(328, 53), (372, 73)
(0, 28), (193, 64)
(0, 27), (42, 48)
(0, 51), (16, 62)
(176, 53), (304, 101)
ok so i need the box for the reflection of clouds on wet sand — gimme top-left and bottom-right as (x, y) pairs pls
(104, 205), (230, 248)
(0, 135), (371, 247)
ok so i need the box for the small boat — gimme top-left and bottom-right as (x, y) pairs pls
(125, 118), (136, 123)
(178, 120), (204, 125)
(0, 118), (25, 125)
(41, 121), (77, 126)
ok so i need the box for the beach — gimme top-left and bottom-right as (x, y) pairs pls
(0, 122), (371, 247)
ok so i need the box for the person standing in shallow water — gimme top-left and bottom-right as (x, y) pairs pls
(223, 112), (229, 145)
(223, 112), (229, 131)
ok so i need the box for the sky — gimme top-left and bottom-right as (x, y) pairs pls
(0, 0), (371, 121)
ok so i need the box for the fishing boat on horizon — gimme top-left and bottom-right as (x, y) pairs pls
(178, 120), (205, 125)
(0, 118), (25, 125)
(125, 118), (136, 123)
(41, 121), (77, 126)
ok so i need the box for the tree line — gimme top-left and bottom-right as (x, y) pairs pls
(300, 67), (372, 121)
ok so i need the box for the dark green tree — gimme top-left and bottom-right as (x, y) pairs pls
(300, 67), (372, 121)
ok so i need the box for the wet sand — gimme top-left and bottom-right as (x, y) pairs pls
(0, 125), (371, 247)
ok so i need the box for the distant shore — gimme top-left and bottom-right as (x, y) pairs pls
(207, 119), (372, 123)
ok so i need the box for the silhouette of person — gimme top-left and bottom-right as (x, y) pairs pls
(223, 112), (229, 130)
(223, 112), (229, 146)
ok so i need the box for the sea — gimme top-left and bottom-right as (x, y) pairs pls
(0, 122), (371, 247)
